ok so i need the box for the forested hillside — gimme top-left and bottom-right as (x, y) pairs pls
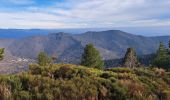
(5, 30), (170, 63)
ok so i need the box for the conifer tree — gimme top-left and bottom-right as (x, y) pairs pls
(123, 48), (140, 68)
(81, 44), (104, 69)
(153, 42), (169, 68)
(37, 52), (51, 66)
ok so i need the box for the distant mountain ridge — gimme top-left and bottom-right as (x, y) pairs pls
(0, 29), (108, 38)
(0, 29), (60, 38)
(1, 30), (170, 64)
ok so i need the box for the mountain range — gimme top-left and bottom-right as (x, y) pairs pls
(0, 30), (170, 65)
(0, 28), (108, 38)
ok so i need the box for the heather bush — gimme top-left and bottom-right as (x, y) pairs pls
(0, 64), (169, 99)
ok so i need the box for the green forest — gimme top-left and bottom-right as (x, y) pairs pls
(0, 42), (170, 100)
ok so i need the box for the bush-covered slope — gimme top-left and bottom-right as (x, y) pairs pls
(0, 64), (170, 100)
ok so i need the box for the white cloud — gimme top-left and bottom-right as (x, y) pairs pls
(0, 0), (170, 28)
(0, 11), (88, 29)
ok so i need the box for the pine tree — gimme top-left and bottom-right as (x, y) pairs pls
(153, 42), (169, 68)
(81, 44), (104, 69)
(123, 48), (140, 68)
(157, 42), (168, 56)
(0, 48), (4, 60)
(37, 52), (51, 66)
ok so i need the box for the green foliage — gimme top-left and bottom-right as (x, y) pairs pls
(107, 67), (133, 73)
(153, 42), (170, 69)
(81, 44), (104, 69)
(37, 52), (52, 66)
(123, 48), (140, 68)
(16, 91), (30, 100)
(0, 64), (170, 100)
(0, 48), (4, 60)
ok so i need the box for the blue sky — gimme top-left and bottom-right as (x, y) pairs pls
(0, 0), (170, 35)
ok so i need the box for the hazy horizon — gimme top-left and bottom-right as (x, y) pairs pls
(0, 0), (170, 36)
(0, 27), (170, 38)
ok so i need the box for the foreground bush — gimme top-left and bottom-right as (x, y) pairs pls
(0, 64), (169, 100)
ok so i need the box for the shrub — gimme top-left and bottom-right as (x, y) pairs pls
(29, 64), (42, 75)
(100, 72), (113, 79)
(0, 64), (169, 99)
(160, 90), (170, 100)
(153, 68), (166, 77)
(117, 80), (151, 99)
(54, 66), (78, 79)
(107, 67), (133, 73)
(17, 91), (30, 100)
(0, 84), (11, 100)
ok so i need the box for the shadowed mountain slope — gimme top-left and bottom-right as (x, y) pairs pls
(2, 30), (170, 63)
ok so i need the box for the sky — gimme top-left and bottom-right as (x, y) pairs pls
(0, 0), (170, 35)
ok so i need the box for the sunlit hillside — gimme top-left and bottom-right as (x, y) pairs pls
(0, 64), (169, 100)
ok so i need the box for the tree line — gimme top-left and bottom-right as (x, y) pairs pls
(37, 41), (170, 70)
(0, 41), (169, 70)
